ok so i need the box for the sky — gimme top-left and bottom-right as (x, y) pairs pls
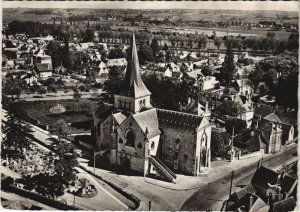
(2, 1), (299, 12)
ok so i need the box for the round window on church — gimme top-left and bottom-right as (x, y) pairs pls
(137, 143), (142, 148)
(118, 138), (123, 144)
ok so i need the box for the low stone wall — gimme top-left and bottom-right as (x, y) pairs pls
(238, 150), (263, 160)
(2, 184), (80, 210)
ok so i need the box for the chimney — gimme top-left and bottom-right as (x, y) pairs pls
(205, 102), (209, 112)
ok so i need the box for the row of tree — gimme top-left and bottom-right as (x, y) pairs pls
(7, 21), (298, 53)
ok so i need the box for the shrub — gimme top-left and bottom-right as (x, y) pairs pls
(49, 104), (66, 114)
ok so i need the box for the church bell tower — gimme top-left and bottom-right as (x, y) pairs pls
(114, 34), (152, 113)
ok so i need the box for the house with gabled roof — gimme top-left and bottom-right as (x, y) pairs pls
(92, 34), (212, 182)
(232, 79), (254, 98)
(227, 165), (298, 212)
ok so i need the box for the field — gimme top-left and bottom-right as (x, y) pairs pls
(22, 99), (99, 134)
(3, 8), (297, 41)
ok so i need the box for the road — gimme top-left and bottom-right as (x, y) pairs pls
(6, 89), (102, 101)
(1, 109), (133, 211)
(180, 145), (298, 211)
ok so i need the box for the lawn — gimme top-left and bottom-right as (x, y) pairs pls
(22, 99), (99, 134)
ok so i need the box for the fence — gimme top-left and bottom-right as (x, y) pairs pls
(2, 184), (80, 210)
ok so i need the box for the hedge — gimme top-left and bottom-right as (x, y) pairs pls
(2, 184), (80, 210)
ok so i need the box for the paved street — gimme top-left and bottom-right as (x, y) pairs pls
(180, 144), (298, 211)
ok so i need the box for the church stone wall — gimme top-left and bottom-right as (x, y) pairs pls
(160, 127), (197, 175)
(116, 116), (146, 172)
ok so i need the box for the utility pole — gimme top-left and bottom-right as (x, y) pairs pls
(229, 171), (234, 200)
(230, 126), (235, 161)
(93, 147), (96, 173)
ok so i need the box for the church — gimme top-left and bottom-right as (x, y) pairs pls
(92, 34), (212, 183)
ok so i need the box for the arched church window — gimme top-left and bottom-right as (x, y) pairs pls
(151, 142), (155, 150)
(137, 143), (142, 148)
(126, 130), (135, 147)
(201, 132), (207, 147)
(118, 138), (123, 144)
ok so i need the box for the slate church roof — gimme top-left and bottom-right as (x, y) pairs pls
(157, 108), (204, 132)
(133, 108), (161, 139)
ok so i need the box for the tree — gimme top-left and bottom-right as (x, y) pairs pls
(4, 82), (22, 101)
(248, 55), (298, 109)
(103, 66), (124, 96)
(211, 131), (230, 159)
(287, 33), (299, 51)
(201, 66), (213, 77)
(53, 139), (78, 183)
(37, 87), (47, 97)
(49, 119), (69, 143)
(107, 48), (126, 59)
(138, 45), (154, 64)
(150, 38), (159, 59)
(224, 118), (247, 135)
(217, 100), (246, 118)
(2, 101), (34, 162)
(73, 87), (81, 101)
(163, 43), (169, 52)
(84, 28), (94, 42)
(220, 47), (236, 86)
(214, 37), (222, 50)
(45, 41), (62, 68)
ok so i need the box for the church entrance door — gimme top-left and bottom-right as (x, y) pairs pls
(121, 157), (131, 169)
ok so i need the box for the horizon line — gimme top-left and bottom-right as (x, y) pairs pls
(2, 1), (299, 12)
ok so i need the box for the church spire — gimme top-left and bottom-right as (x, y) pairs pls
(123, 34), (151, 98)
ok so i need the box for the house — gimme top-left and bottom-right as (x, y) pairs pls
(54, 64), (67, 74)
(98, 61), (107, 75)
(232, 79), (254, 98)
(34, 63), (53, 78)
(23, 73), (38, 86)
(255, 113), (283, 153)
(198, 75), (219, 91)
(281, 124), (295, 145)
(34, 53), (52, 65)
(92, 34), (212, 182)
(227, 165), (297, 211)
(106, 58), (127, 67)
(180, 62), (193, 72)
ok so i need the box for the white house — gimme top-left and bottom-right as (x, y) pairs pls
(107, 58), (127, 67)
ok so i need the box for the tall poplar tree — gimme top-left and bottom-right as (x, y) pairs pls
(220, 47), (236, 86)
